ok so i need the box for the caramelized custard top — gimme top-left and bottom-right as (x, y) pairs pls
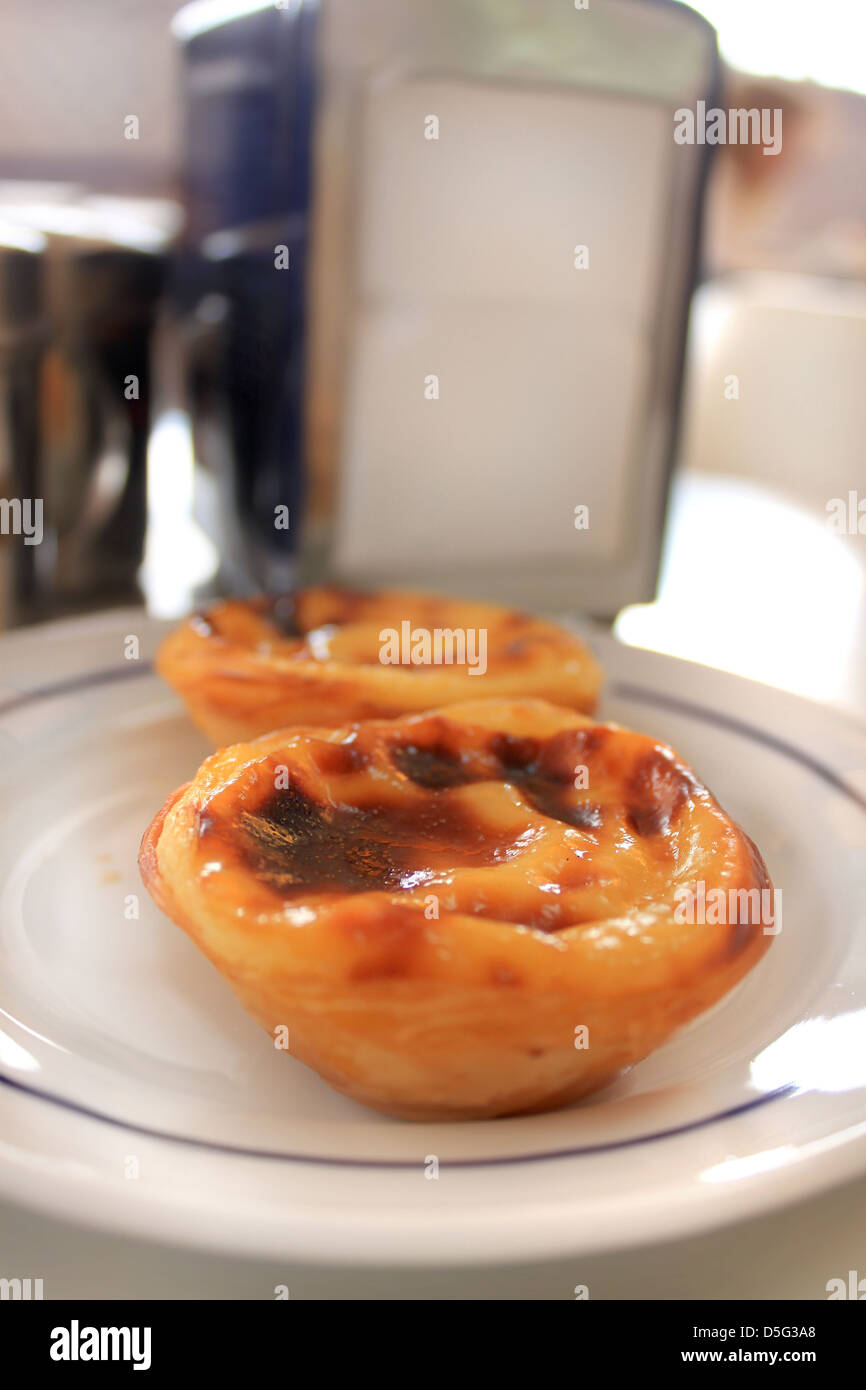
(191, 709), (722, 935)
(188, 588), (590, 675)
(237, 784), (512, 894)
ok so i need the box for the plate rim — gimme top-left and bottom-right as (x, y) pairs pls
(1, 608), (865, 1262)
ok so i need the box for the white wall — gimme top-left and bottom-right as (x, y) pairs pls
(0, 0), (182, 190)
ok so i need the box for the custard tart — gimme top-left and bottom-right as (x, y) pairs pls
(140, 698), (774, 1121)
(156, 587), (602, 744)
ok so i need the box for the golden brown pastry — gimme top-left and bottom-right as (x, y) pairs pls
(155, 586), (602, 744)
(140, 698), (774, 1121)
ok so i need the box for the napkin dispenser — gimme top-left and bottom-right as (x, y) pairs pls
(177, 0), (719, 618)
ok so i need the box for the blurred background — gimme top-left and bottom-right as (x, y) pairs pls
(0, 0), (863, 711)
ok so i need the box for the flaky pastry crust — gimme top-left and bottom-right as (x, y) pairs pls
(139, 698), (773, 1120)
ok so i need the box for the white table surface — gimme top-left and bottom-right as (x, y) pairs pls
(2, 1173), (865, 1300)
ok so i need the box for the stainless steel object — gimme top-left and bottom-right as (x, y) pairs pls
(0, 235), (43, 629)
(0, 199), (167, 627)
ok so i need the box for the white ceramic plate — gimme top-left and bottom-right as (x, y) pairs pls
(1, 609), (865, 1266)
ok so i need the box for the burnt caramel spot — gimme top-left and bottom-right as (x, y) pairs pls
(489, 734), (540, 770)
(313, 739), (370, 776)
(489, 729), (605, 832)
(536, 727), (611, 781)
(391, 727), (605, 833)
(626, 749), (693, 837)
(557, 800), (604, 830)
(522, 781), (604, 830)
(200, 588), (384, 645)
(391, 741), (473, 789)
(233, 783), (505, 895)
(726, 832), (774, 955)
